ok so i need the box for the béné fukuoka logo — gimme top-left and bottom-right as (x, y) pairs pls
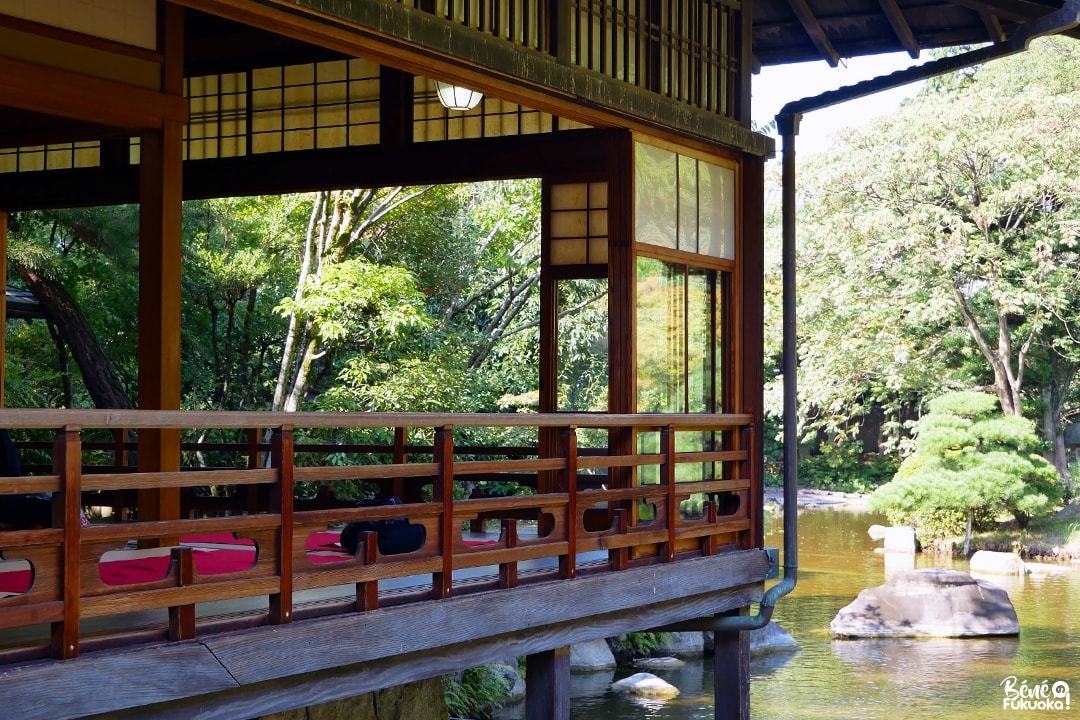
(1001, 676), (1071, 712)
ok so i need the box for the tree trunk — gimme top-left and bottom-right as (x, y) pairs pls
(17, 264), (134, 409)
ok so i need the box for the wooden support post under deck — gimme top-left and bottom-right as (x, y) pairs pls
(525, 647), (570, 720)
(713, 612), (751, 720)
(137, 4), (185, 529)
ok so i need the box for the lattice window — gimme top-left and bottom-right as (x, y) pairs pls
(0, 142), (100, 174)
(397, 0), (548, 51)
(185, 73), (248, 160)
(549, 181), (608, 266)
(249, 58), (381, 155)
(570, 0), (738, 116)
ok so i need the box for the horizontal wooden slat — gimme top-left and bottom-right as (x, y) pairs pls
(671, 478), (752, 495)
(82, 468), (277, 491)
(0, 408), (752, 431)
(453, 458), (565, 475)
(675, 519), (751, 539)
(80, 578), (282, 618)
(454, 493), (569, 513)
(0, 528), (64, 549)
(601, 529), (670, 549)
(293, 502), (442, 525)
(673, 450), (748, 463)
(81, 515), (280, 542)
(0, 601), (64, 627)
(578, 453), (661, 469)
(0, 475), (61, 494)
(293, 463), (439, 482)
(450, 542), (570, 570)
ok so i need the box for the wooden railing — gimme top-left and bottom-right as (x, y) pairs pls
(0, 410), (755, 665)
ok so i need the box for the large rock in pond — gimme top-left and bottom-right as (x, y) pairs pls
(830, 568), (1019, 638)
(654, 631), (705, 657)
(569, 638), (617, 672)
(970, 550), (1025, 575)
(749, 621), (799, 654)
(610, 673), (680, 699)
(867, 525), (917, 553)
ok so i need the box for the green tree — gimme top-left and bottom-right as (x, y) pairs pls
(786, 38), (1080, 490)
(870, 391), (1061, 555)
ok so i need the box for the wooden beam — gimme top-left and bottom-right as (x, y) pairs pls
(739, 155), (766, 550)
(526, 648), (570, 720)
(136, 3), (185, 526)
(0, 56), (188, 130)
(783, 0), (841, 67)
(0, 130), (613, 212)
(877, 0), (921, 58)
(982, 11), (1007, 42)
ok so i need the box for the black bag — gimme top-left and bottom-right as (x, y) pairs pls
(340, 497), (425, 556)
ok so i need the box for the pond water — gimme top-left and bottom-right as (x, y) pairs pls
(499, 509), (1080, 719)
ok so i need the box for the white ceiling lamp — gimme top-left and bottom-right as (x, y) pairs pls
(434, 80), (483, 111)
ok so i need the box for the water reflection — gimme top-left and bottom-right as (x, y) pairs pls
(499, 509), (1080, 719)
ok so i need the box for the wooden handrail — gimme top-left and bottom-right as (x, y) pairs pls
(0, 411), (756, 664)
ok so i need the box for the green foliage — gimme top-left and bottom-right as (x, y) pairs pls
(799, 440), (898, 494)
(442, 665), (513, 720)
(871, 391), (1063, 550)
(769, 37), (1080, 481)
(611, 632), (669, 660)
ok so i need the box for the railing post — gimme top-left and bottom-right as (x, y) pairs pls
(246, 427), (262, 515)
(432, 425), (454, 599)
(356, 530), (379, 611)
(51, 426), (81, 660)
(661, 425), (676, 562)
(702, 500), (718, 556)
(392, 425), (409, 501)
(498, 518), (518, 589)
(609, 508), (628, 571)
(559, 426), (577, 579)
(169, 547), (195, 640)
(270, 426), (294, 625)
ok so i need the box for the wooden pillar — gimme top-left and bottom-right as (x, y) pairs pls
(738, 154), (765, 550)
(713, 625), (751, 720)
(607, 130), (636, 488)
(0, 211), (6, 408)
(525, 647), (570, 720)
(136, 3), (185, 523)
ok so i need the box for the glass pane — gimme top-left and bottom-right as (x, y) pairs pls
(699, 162), (736, 259)
(678, 155), (698, 253)
(557, 279), (609, 412)
(636, 257), (685, 413)
(687, 268), (717, 414)
(635, 144), (677, 249)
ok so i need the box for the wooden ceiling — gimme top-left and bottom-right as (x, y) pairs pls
(752, 0), (1072, 67)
